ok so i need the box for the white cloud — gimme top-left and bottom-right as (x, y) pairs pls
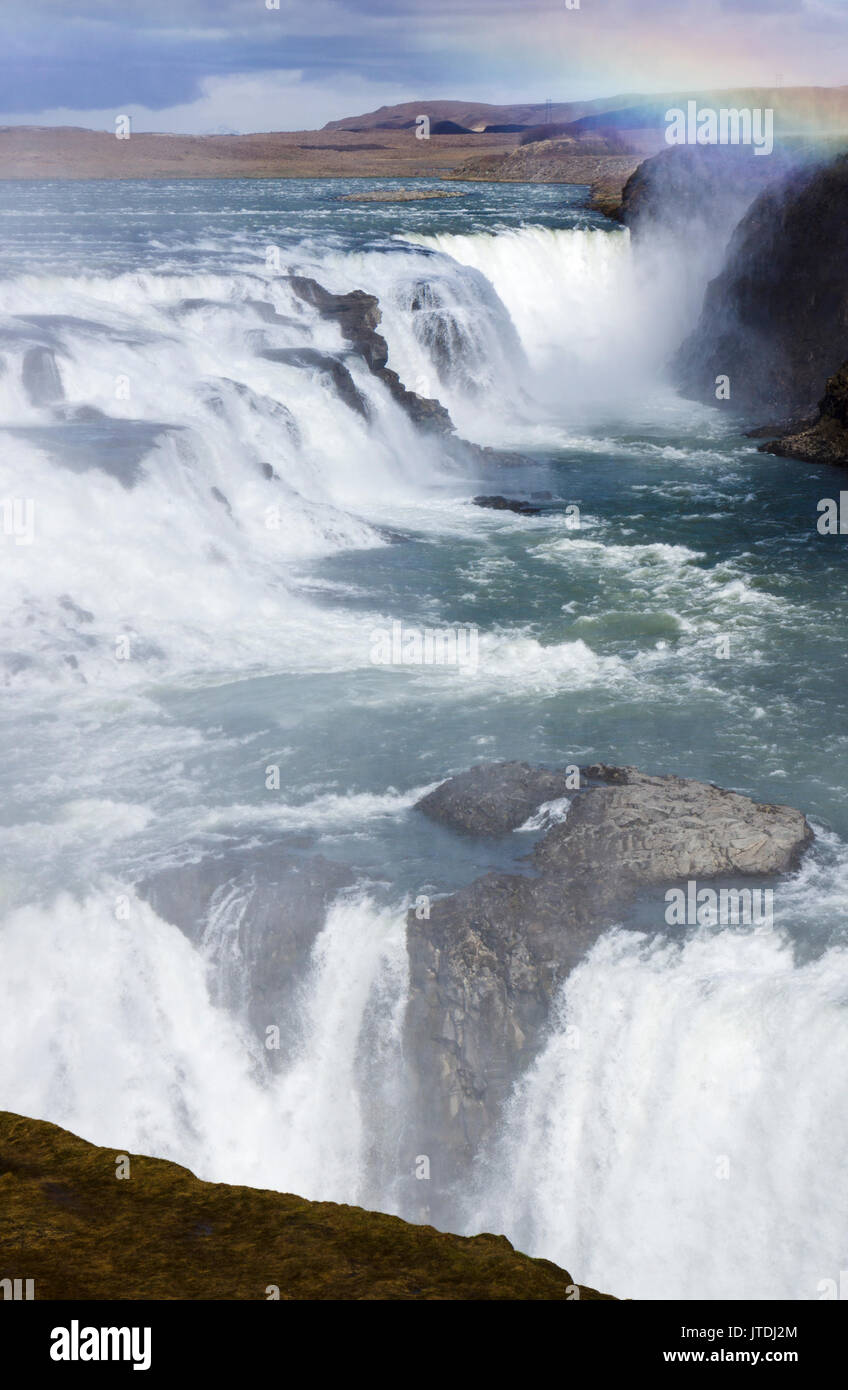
(0, 69), (422, 134)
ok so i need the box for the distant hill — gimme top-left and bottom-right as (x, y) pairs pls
(327, 87), (848, 140)
(430, 120), (474, 135)
(4, 86), (847, 184)
(323, 97), (636, 133)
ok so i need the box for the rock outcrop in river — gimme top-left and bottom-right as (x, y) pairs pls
(417, 760), (573, 835)
(406, 763), (812, 1213)
(287, 275), (453, 433)
(283, 275), (529, 469)
(139, 762), (813, 1233)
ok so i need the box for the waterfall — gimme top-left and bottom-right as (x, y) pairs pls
(466, 923), (848, 1300)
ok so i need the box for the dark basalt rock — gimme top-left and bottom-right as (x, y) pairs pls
(261, 346), (371, 420)
(286, 275), (453, 433)
(676, 154), (848, 419)
(533, 765), (811, 882)
(416, 760), (574, 836)
(759, 360), (848, 465)
(287, 276), (389, 372)
(620, 144), (794, 240)
(406, 763), (813, 1209)
(380, 365), (453, 431)
(284, 276), (529, 462)
(475, 445), (531, 468)
(472, 494), (541, 516)
(244, 298), (300, 328)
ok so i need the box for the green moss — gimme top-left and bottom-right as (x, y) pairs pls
(0, 1111), (615, 1300)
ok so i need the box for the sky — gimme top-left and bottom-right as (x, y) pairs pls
(1, 0), (846, 134)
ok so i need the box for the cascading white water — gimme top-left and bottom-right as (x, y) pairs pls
(0, 268), (455, 689)
(385, 224), (708, 435)
(0, 225), (686, 688)
(3, 190), (846, 1308)
(0, 890), (278, 1177)
(268, 892), (410, 1208)
(409, 226), (638, 373)
(285, 222), (707, 448)
(0, 887), (409, 1203)
(2, 218), (713, 689)
(467, 923), (848, 1301)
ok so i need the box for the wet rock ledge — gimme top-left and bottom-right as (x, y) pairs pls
(0, 1111), (613, 1300)
(407, 763), (813, 1199)
(761, 361), (848, 466)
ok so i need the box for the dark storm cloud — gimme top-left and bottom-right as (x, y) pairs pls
(0, 4), (428, 113)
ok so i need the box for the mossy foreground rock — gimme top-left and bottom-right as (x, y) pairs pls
(0, 1111), (613, 1300)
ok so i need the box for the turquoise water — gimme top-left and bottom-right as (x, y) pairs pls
(2, 180), (845, 893)
(0, 175), (602, 273)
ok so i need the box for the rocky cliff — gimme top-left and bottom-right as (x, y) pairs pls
(619, 144), (795, 240)
(676, 154), (848, 421)
(0, 1111), (613, 1300)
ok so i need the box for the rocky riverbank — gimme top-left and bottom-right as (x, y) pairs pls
(0, 1110), (614, 1299)
(760, 362), (848, 465)
(619, 143), (797, 240)
(444, 138), (641, 214)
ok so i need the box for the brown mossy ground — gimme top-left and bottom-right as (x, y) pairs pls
(0, 1112), (615, 1300)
